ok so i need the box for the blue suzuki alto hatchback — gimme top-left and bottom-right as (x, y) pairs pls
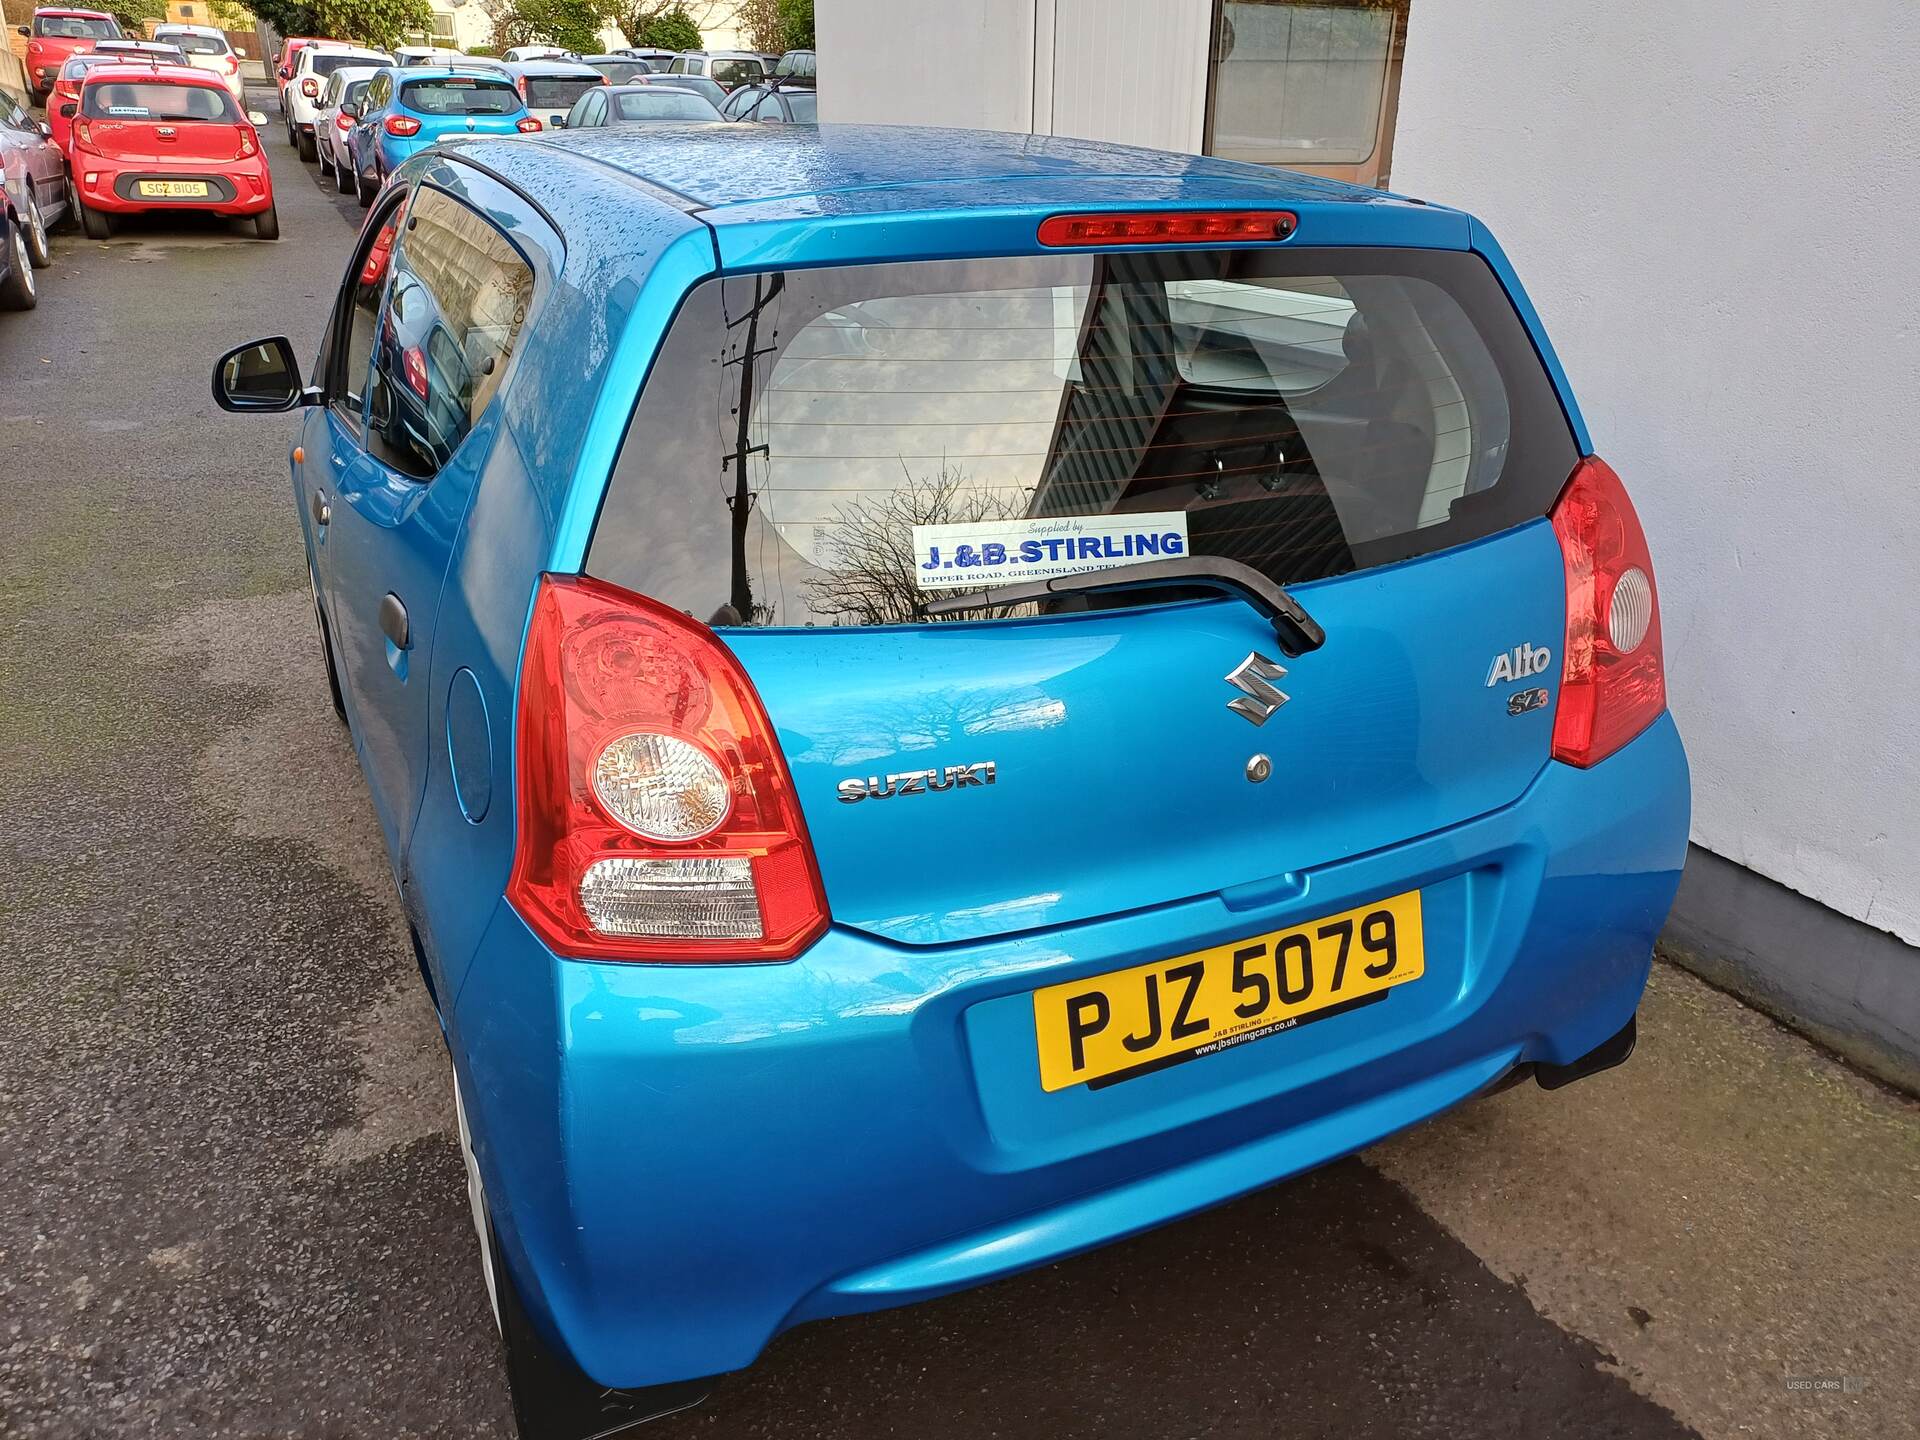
(213, 124), (1690, 1437)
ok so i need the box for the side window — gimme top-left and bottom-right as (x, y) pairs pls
(563, 92), (590, 128)
(582, 91), (605, 126)
(688, 58), (705, 75)
(332, 203), (405, 425)
(363, 187), (535, 481)
(667, 57), (685, 73)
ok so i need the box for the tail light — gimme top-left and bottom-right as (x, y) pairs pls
(301, 77), (319, 97)
(515, 76), (528, 99)
(507, 575), (829, 962)
(335, 110), (354, 130)
(385, 113), (421, 136)
(401, 344), (428, 399)
(238, 125), (256, 157)
(225, 54), (239, 73)
(1549, 456), (1667, 767)
(74, 119), (93, 150)
(1038, 211), (1297, 247)
(516, 116), (542, 132)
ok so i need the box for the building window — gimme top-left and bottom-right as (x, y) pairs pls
(1206, 0), (1410, 188)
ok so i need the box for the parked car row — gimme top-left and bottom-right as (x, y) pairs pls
(283, 45), (823, 202)
(0, 86), (65, 310)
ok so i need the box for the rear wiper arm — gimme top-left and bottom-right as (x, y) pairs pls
(924, 555), (1326, 657)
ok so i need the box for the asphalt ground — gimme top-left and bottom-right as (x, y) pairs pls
(1, 92), (1915, 1440)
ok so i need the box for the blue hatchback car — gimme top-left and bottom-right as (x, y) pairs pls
(212, 125), (1690, 1437)
(343, 65), (539, 208)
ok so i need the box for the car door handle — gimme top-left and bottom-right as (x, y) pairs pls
(379, 592), (409, 651)
(309, 489), (331, 526)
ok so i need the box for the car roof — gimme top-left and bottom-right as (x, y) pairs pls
(153, 22), (221, 33)
(35, 7), (114, 16)
(507, 59), (601, 75)
(82, 61), (221, 84)
(306, 45), (388, 59)
(393, 65), (514, 83)
(459, 123), (1394, 223)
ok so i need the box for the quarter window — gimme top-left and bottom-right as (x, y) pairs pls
(362, 187), (535, 479)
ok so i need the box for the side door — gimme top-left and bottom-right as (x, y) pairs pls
(321, 181), (539, 865)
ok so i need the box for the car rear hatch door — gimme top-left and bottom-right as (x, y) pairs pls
(85, 114), (248, 164)
(585, 241), (1581, 948)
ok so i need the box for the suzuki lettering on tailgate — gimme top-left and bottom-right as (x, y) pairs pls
(1033, 892), (1426, 1091)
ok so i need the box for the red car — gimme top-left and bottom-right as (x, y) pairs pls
(15, 6), (122, 101)
(46, 50), (150, 153)
(64, 64), (277, 240)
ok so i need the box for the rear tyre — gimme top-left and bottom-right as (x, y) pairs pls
(254, 204), (280, 240)
(296, 127), (316, 162)
(452, 1075), (713, 1440)
(23, 193), (50, 268)
(0, 220), (37, 311)
(79, 198), (112, 240)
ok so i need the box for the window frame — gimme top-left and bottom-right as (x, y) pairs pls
(324, 189), (410, 443)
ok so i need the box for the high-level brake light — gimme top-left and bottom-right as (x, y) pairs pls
(1037, 211), (1297, 247)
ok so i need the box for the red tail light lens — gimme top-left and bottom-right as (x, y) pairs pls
(74, 118), (92, 149)
(301, 77), (319, 97)
(238, 125), (256, 157)
(516, 116), (542, 132)
(1549, 456), (1666, 767)
(1038, 211), (1297, 247)
(507, 575), (830, 962)
(385, 113), (421, 136)
(335, 111), (353, 130)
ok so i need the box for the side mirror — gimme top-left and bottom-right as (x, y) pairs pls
(38, 120), (52, 138)
(340, 102), (359, 119)
(549, 115), (565, 128)
(59, 102), (76, 118)
(246, 109), (267, 125)
(277, 65), (290, 79)
(212, 336), (311, 413)
(15, 25), (28, 36)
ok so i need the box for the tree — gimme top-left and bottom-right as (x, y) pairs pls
(624, 3), (700, 51)
(775, 0), (810, 49)
(731, 0), (780, 53)
(488, 0), (606, 53)
(603, 0), (722, 51)
(314, 0), (432, 47)
(249, 0), (321, 40)
(99, 0), (164, 32)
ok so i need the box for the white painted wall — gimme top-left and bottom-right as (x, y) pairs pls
(1392, 0), (1920, 943)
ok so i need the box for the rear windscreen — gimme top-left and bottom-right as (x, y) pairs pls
(84, 81), (237, 121)
(35, 15), (116, 37)
(170, 34), (227, 55)
(308, 52), (373, 77)
(586, 248), (1577, 628)
(612, 89), (719, 121)
(401, 77), (519, 114)
(525, 75), (601, 106)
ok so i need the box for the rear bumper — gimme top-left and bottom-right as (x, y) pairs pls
(79, 161), (273, 215)
(453, 712), (1690, 1390)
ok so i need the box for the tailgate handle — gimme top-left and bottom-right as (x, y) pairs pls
(927, 556), (1326, 657)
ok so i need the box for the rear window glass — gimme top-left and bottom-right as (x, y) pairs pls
(309, 52), (374, 77)
(591, 60), (651, 83)
(84, 81), (237, 121)
(587, 249), (1576, 628)
(524, 75), (601, 106)
(612, 89), (718, 121)
(35, 15), (116, 37)
(401, 77), (520, 114)
(709, 59), (761, 86)
(169, 34), (227, 55)
(782, 92), (816, 122)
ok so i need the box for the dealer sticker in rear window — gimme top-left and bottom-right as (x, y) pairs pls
(912, 512), (1189, 591)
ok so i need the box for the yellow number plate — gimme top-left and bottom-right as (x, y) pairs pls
(137, 180), (209, 198)
(1033, 890), (1425, 1092)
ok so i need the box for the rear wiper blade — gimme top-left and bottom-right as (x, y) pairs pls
(925, 555), (1326, 657)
